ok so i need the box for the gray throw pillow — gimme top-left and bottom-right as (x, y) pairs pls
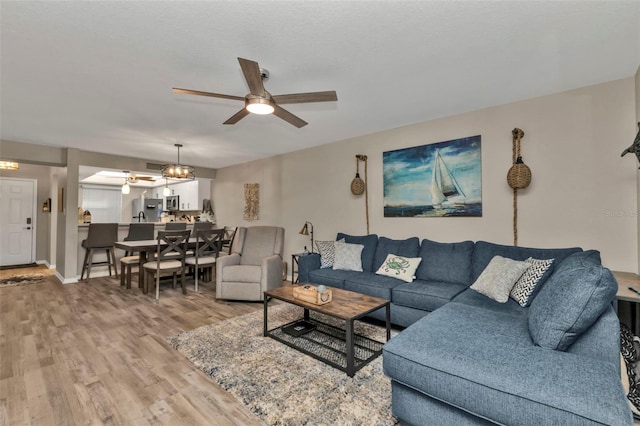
(470, 255), (530, 303)
(333, 241), (364, 272)
(528, 251), (617, 351)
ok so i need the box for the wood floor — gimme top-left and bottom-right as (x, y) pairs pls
(0, 266), (267, 425)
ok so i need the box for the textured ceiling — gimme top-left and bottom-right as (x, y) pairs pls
(1, 1), (639, 169)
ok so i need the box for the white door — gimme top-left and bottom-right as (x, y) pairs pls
(0, 178), (36, 266)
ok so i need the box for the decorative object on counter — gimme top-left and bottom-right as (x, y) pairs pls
(162, 143), (195, 180)
(83, 210), (92, 223)
(0, 160), (19, 170)
(78, 207), (84, 223)
(621, 122), (640, 169)
(42, 198), (51, 213)
(350, 154), (369, 234)
(507, 128), (531, 246)
(163, 178), (171, 196)
(200, 199), (216, 223)
(243, 183), (259, 220)
(299, 221), (315, 253)
(121, 170), (131, 194)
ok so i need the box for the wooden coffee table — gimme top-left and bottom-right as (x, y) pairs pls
(263, 285), (391, 377)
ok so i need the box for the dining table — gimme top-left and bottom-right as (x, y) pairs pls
(114, 237), (230, 294)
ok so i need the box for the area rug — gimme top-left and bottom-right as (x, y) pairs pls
(0, 274), (45, 288)
(168, 304), (398, 426)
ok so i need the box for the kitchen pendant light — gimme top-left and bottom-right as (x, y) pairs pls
(121, 170), (131, 194)
(163, 179), (171, 197)
(162, 144), (195, 180)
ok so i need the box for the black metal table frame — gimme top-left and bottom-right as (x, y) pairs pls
(263, 298), (391, 377)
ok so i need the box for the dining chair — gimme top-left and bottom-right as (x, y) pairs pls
(119, 223), (155, 289)
(165, 222), (187, 230)
(222, 226), (237, 254)
(191, 221), (214, 237)
(185, 229), (225, 291)
(80, 223), (119, 280)
(143, 230), (191, 300)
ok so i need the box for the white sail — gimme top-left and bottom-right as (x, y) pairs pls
(430, 150), (466, 205)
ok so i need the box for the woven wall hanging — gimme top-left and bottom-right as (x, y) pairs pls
(507, 128), (531, 246)
(351, 154), (369, 234)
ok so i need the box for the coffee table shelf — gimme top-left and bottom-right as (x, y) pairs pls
(264, 285), (390, 377)
(267, 317), (385, 373)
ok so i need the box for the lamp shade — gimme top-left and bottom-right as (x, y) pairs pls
(299, 223), (309, 235)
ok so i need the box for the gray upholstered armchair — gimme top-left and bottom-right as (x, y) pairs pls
(216, 226), (284, 301)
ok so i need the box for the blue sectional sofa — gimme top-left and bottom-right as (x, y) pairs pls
(297, 234), (632, 425)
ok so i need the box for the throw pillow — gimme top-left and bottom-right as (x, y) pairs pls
(528, 251), (617, 351)
(315, 239), (344, 269)
(375, 254), (422, 283)
(333, 241), (365, 272)
(470, 255), (531, 303)
(509, 257), (555, 307)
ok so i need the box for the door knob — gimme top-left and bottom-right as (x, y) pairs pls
(23, 227), (31, 230)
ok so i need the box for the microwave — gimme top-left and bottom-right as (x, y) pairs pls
(166, 195), (180, 211)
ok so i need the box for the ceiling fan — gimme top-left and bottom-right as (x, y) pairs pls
(127, 173), (156, 183)
(172, 57), (338, 128)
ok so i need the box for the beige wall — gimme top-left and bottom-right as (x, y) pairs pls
(213, 77), (638, 272)
(636, 66), (640, 272)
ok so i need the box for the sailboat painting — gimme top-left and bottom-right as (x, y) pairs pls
(383, 135), (482, 217)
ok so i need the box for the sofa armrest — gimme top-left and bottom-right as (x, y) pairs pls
(297, 253), (321, 282)
(261, 254), (283, 294)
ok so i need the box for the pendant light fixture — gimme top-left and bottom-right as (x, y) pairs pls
(0, 160), (19, 170)
(162, 143), (195, 180)
(121, 170), (131, 194)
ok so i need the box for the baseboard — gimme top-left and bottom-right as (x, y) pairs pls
(36, 260), (55, 269)
(54, 271), (78, 285)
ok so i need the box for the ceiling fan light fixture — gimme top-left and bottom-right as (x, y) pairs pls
(162, 144), (195, 181)
(246, 98), (274, 115)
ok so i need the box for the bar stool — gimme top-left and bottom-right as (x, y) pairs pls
(120, 223), (155, 288)
(165, 222), (187, 230)
(80, 223), (119, 280)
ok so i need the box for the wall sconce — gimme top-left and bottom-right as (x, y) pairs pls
(42, 198), (51, 213)
(299, 221), (314, 253)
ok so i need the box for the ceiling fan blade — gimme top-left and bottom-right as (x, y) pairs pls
(223, 108), (250, 125)
(238, 58), (266, 97)
(172, 88), (244, 101)
(272, 91), (338, 105)
(273, 105), (308, 128)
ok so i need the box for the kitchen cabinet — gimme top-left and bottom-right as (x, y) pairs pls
(167, 179), (211, 211)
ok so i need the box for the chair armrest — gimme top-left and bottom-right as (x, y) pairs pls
(261, 254), (283, 294)
(216, 253), (240, 283)
(297, 253), (321, 282)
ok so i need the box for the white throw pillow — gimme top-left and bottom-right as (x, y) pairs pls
(315, 239), (344, 269)
(333, 241), (364, 272)
(376, 254), (422, 283)
(470, 255), (531, 303)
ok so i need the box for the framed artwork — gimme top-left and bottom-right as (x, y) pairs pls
(383, 135), (482, 217)
(243, 183), (259, 220)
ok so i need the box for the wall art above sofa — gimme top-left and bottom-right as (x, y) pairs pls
(383, 135), (482, 217)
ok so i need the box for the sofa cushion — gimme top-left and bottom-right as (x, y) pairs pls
(392, 280), (467, 312)
(336, 233), (378, 272)
(415, 239), (474, 285)
(528, 250), (617, 351)
(344, 273), (403, 300)
(307, 268), (361, 289)
(383, 303), (632, 426)
(333, 241), (364, 272)
(452, 289), (526, 317)
(470, 256), (530, 303)
(376, 254), (422, 283)
(509, 257), (555, 307)
(471, 241), (581, 281)
(373, 236), (420, 271)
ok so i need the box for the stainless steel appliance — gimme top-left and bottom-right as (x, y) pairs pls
(166, 195), (179, 212)
(132, 198), (163, 222)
